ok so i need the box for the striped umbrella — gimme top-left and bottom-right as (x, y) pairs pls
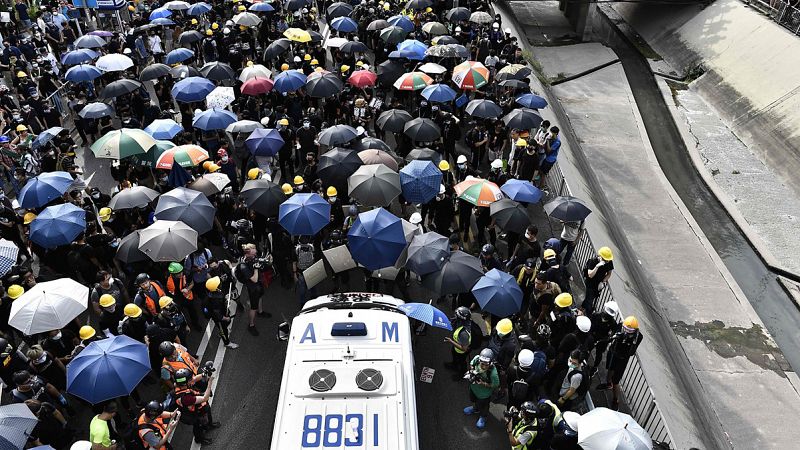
(454, 178), (503, 207)
(91, 129), (156, 159)
(130, 140), (174, 167)
(394, 71), (433, 91)
(452, 61), (490, 90)
(155, 144), (209, 170)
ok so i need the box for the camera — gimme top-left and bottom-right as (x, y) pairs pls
(464, 370), (485, 384)
(503, 407), (519, 422)
(200, 361), (216, 377)
(252, 256), (272, 270)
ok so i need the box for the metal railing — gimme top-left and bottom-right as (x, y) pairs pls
(745, 0), (800, 35)
(543, 162), (675, 447)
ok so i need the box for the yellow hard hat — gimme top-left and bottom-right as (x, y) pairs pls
(543, 248), (556, 259)
(207, 163), (220, 173)
(212, 22), (219, 30)
(202, 161), (213, 170)
(206, 29), (213, 36)
(247, 61), (254, 67)
(99, 294), (116, 308)
(425, 6), (432, 12)
(191, 18), (198, 25)
(238, 4), (246, 11)
(124, 303), (142, 318)
(304, 54), (311, 61)
(7, 284), (24, 299)
(598, 246), (614, 261)
(355, 61), (364, 67)
(206, 276), (221, 292)
(278, 118), (289, 126)
(293, 175), (304, 185)
(383, 2), (390, 10)
(326, 186), (337, 196)
(98, 207), (112, 222)
(310, 59), (319, 65)
(281, 63), (290, 71)
(22, 212), (36, 225)
(623, 316), (639, 330)
(16, 124), (26, 132)
(340, 65), (350, 72)
(516, 138), (527, 147)
(128, 5), (135, 11)
(158, 296), (173, 309)
(16, 71), (26, 78)
(438, 160), (450, 171)
(495, 318), (513, 336)
(79, 325), (96, 340)
(239, 25), (247, 31)
(554, 293), (573, 308)
(281, 183), (293, 195)
(247, 168), (262, 180)
(315, 67), (325, 73)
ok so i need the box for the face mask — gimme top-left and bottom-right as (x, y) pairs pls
(52, 332), (62, 340)
(306, 157), (313, 162)
(35, 353), (47, 364)
(106, 305), (116, 314)
(525, 232), (533, 240)
(303, 122), (310, 128)
(458, 164), (466, 170)
(296, 184), (304, 190)
(221, 156), (228, 163)
(329, 196), (337, 203)
(568, 362), (577, 370)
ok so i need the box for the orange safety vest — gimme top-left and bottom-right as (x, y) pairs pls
(161, 345), (198, 378)
(141, 282), (166, 317)
(137, 412), (167, 450)
(166, 274), (194, 300)
(174, 386), (206, 414)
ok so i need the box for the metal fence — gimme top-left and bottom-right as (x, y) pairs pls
(746, 0), (800, 35)
(543, 162), (675, 447)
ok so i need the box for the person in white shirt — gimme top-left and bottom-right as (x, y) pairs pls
(148, 32), (164, 62)
(484, 49), (499, 78)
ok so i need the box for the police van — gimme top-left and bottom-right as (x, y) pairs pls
(271, 293), (419, 450)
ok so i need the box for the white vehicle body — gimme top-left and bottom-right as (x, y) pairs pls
(270, 293), (419, 450)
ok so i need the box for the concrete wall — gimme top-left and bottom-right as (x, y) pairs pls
(613, 0), (800, 197)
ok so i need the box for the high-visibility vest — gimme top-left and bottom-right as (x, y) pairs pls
(137, 412), (167, 450)
(512, 419), (537, 450)
(517, 267), (535, 288)
(141, 282), (166, 317)
(166, 274), (194, 300)
(161, 345), (198, 377)
(452, 326), (470, 354)
(174, 386), (206, 414)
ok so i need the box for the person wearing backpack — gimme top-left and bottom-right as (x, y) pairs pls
(292, 235), (317, 306)
(234, 243), (267, 336)
(507, 349), (548, 409)
(557, 350), (590, 412)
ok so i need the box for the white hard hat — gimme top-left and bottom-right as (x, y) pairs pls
(226, 20), (234, 26)
(123, 47), (132, 54)
(409, 212), (422, 224)
(260, 117), (270, 126)
(438, 184), (445, 195)
(517, 349), (534, 368)
(465, 175), (475, 181)
(603, 301), (620, 318)
(492, 22), (499, 28)
(194, 108), (203, 116)
(223, 27), (231, 34)
(455, 26), (461, 32)
(490, 159), (503, 169)
(576, 315), (592, 333)
(355, 126), (366, 136)
(504, 27), (512, 34)
(293, 55), (301, 62)
(456, 155), (467, 164)
(263, 173), (272, 182)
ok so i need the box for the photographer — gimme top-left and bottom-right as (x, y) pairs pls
(208, 257), (245, 312)
(173, 368), (218, 446)
(136, 401), (180, 450)
(234, 243), (269, 337)
(204, 277), (238, 349)
(463, 348), (500, 430)
(506, 401), (539, 450)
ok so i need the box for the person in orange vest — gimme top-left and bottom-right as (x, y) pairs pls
(133, 273), (167, 321)
(137, 400), (180, 450)
(164, 262), (201, 330)
(158, 341), (202, 390)
(173, 368), (217, 445)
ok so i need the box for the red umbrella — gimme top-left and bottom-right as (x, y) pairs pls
(241, 77), (274, 95)
(348, 70), (377, 88)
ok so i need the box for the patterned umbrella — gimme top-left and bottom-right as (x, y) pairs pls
(452, 61), (490, 90)
(155, 144), (209, 169)
(0, 239), (18, 277)
(284, 27), (311, 42)
(348, 70), (377, 88)
(241, 77), (274, 95)
(469, 11), (493, 24)
(400, 160), (442, 204)
(206, 86), (236, 109)
(0, 404), (38, 450)
(498, 64), (533, 80)
(454, 178), (503, 207)
(394, 71), (433, 91)
(91, 129), (156, 159)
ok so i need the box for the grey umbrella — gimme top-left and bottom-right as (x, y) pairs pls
(115, 230), (149, 263)
(340, 40), (368, 54)
(240, 179), (287, 217)
(140, 63), (171, 81)
(318, 148), (364, 190)
(406, 232), (449, 275)
(503, 108), (543, 130)
(178, 30), (203, 45)
(108, 186), (160, 210)
(138, 220), (198, 262)
(170, 64), (201, 79)
(264, 38), (291, 60)
(358, 149), (399, 171)
(327, 1), (353, 19)
(318, 124), (358, 146)
(404, 118), (441, 142)
(425, 43), (469, 59)
(0, 403), (39, 450)
(377, 109), (413, 133)
(348, 164), (402, 207)
(421, 250), (484, 295)
(79, 102), (114, 119)
(406, 148), (442, 164)
(154, 187), (216, 233)
(466, 99), (503, 119)
(354, 137), (392, 153)
(367, 19), (390, 31)
(394, 218), (423, 268)
(226, 120), (264, 134)
(100, 78), (142, 99)
(490, 199), (532, 234)
(75, 34), (107, 48)
(187, 172), (231, 197)
(306, 72), (344, 98)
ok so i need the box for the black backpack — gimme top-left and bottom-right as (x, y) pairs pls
(468, 320), (484, 352)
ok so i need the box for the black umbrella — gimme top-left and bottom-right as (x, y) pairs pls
(544, 196), (592, 221)
(380, 26), (407, 44)
(200, 61), (236, 81)
(376, 109), (413, 133)
(169, 65), (201, 79)
(140, 63), (171, 81)
(340, 40), (368, 54)
(421, 250), (484, 295)
(308, 30), (324, 42)
(327, 1), (353, 19)
(100, 79), (142, 99)
(425, 44), (469, 58)
(466, 99), (503, 119)
(404, 118), (441, 142)
(116, 230), (149, 263)
(406, 232), (449, 275)
(178, 30), (203, 45)
(405, 148), (442, 164)
(306, 72), (344, 98)
(377, 60), (405, 86)
(135, 24), (157, 33)
(264, 38), (291, 60)
(318, 124), (358, 146)
(503, 108), (543, 130)
(367, 19), (391, 31)
(490, 199), (532, 234)
(318, 148), (364, 190)
(499, 79), (529, 90)
(446, 7), (470, 23)
(240, 179), (287, 217)
(284, 0), (310, 11)
(354, 137), (392, 152)
(433, 35), (458, 45)
(406, 0), (432, 10)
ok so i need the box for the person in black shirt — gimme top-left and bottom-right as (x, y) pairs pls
(581, 247), (614, 315)
(508, 225), (540, 271)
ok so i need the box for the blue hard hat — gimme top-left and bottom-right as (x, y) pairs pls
(0, 136), (9, 143)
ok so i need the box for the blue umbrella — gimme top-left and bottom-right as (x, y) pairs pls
(501, 179), (543, 203)
(249, 2), (275, 11)
(187, 1), (211, 15)
(389, 49), (426, 61)
(421, 83), (457, 103)
(168, 163), (192, 187)
(279, 193), (331, 236)
(67, 335), (151, 404)
(388, 15), (415, 32)
(398, 302), (452, 330)
(193, 108), (238, 131)
(165, 47), (195, 65)
(516, 93), (548, 109)
(400, 160), (442, 203)
(144, 118), (184, 139)
(348, 208), (407, 271)
(149, 6), (172, 19)
(61, 48), (98, 66)
(29, 203), (86, 249)
(31, 126), (65, 150)
(150, 17), (176, 26)
(472, 268), (524, 317)
(171, 76), (215, 102)
(64, 63), (102, 82)
(397, 39), (428, 58)
(18, 171), (74, 209)
(246, 128), (284, 157)
(331, 16), (358, 33)
(273, 69), (307, 93)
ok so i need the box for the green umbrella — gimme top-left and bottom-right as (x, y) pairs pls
(91, 128), (157, 159)
(128, 140), (174, 167)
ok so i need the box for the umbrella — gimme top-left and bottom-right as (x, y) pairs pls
(99, 78), (142, 99)
(264, 38), (291, 60)
(108, 186), (160, 210)
(226, 120), (264, 134)
(234, 12), (262, 27)
(354, 138), (393, 153)
(418, 62), (447, 74)
(61, 49), (98, 65)
(398, 302), (452, 330)
(405, 148), (442, 164)
(348, 70), (377, 88)
(516, 93), (548, 109)
(455, 178), (503, 207)
(376, 109), (413, 133)
(140, 63), (171, 81)
(349, 164), (402, 206)
(150, 18), (176, 26)
(78, 101), (114, 119)
(240, 179), (287, 217)
(422, 250), (483, 295)
(75, 34), (106, 49)
(168, 163), (192, 187)
(165, 0), (190, 10)
(156, 144), (209, 169)
(172, 76), (214, 103)
(18, 171), (74, 209)
(499, 64), (533, 80)
(64, 64), (102, 82)
(446, 7), (470, 22)
(187, 1), (211, 15)
(193, 108), (238, 131)
(470, 11), (493, 24)
(400, 160), (442, 203)
(0, 404), (38, 450)
(426, 43), (469, 59)
(31, 126), (65, 151)
(327, 1), (353, 19)
(95, 53), (133, 72)
(138, 220), (198, 262)
(165, 47), (194, 65)
(397, 38), (429, 55)
(149, 6), (172, 19)
(318, 148), (363, 189)
(331, 16), (358, 33)
(499, 79), (529, 90)
(377, 60), (405, 85)
(200, 61), (236, 81)
(155, 187), (216, 233)
(503, 108), (543, 130)
(319, 124), (358, 146)
(273, 69), (307, 92)
(388, 15), (415, 32)
(129, 140), (174, 168)
(421, 21), (447, 35)
(239, 63), (273, 82)
(144, 118), (183, 139)
(206, 86), (236, 109)
(176, 31), (203, 49)
(340, 40), (368, 53)
(472, 269), (523, 317)
(91, 128), (155, 159)
(406, 232), (449, 275)
(348, 208), (407, 270)
(279, 193), (331, 235)
(452, 61), (490, 90)
(432, 35), (458, 45)
(249, 2), (274, 12)
(501, 179), (544, 203)
(358, 149), (399, 171)
(466, 99), (503, 118)
(283, 27), (310, 42)
(0, 239), (18, 277)
(421, 83), (457, 102)
(578, 408), (652, 450)
(367, 19), (390, 31)
(306, 72), (344, 98)
(544, 196), (592, 221)
(9, 277), (88, 335)
(187, 172), (230, 197)
(490, 199), (532, 233)
(241, 77), (274, 95)
(246, 128), (284, 156)
(67, 335), (151, 404)
(380, 26), (408, 44)
(404, 117), (441, 141)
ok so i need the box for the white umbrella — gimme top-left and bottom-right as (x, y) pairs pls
(9, 278), (89, 335)
(138, 220), (198, 262)
(206, 86), (235, 109)
(225, 120), (264, 134)
(418, 62), (447, 74)
(325, 37), (348, 48)
(95, 54), (134, 72)
(238, 64), (272, 82)
(578, 408), (652, 450)
(233, 12), (262, 27)
(165, 0), (190, 10)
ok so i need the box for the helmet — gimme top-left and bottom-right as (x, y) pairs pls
(278, 118), (290, 126)
(490, 159), (503, 169)
(0, 337), (8, 352)
(355, 61), (364, 67)
(409, 212), (422, 225)
(217, 148), (228, 158)
(537, 402), (555, 419)
(206, 276), (221, 292)
(348, 205), (358, 216)
(16, 71), (26, 78)
(304, 54), (311, 61)
(598, 246), (614, 261)
(576, 315), (592, 333)
(158, 341), (175, 357)
(517, 349), (534, 368)
(247, 168), (262, 180)
(206, 29), (213, 36)
(128, 5), (135, 11)
(543, 248), (556, 260)
(341, 65), (350, 72)
(623, 316), (639, 330)
(79, 325), (96, 340)
(212, 22), (219, 30)
(481, 244), (494, 255)
(168, 262), (183, 274)
(455, 306), (470, 321)
(174, 368), (193, 385)
(293, 175), (304, 185)
(15, 124), (26, 132)
(520, 401), (537, 415)
(98, 207), (112, 222)
(554, 293), (573, 308)
(478, 348), (494, 363)
(202, 161), (213, 171)
(536, 323), (552, 339)
(135, 273), (150, 285)
(311, 59), (319, 65)
(238, 4), (246, 11)
(124, 303), (142, 318)
(7, 284), (24, 299)
(159, 296), (174, 309)
(208, 164), (221, 173)
(191, 18), (198, 25)
(99, 294), (115, 308)
(0, 136), (9, 144)
(495, 318), (513, 336)
(438, 160), (450, 171)
(281, 63), (290, 71)
(145, 400), (163, 417)
(327, 186), (338, 196)
(281, 183), (293, 195)
(456, 155), (467, 164)
(603, 301), (620, 318)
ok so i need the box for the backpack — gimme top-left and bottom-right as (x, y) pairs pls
(567, 368), (591, 398)
(295, 243), (315, 271)
(468, 320), (484, 352)
(234, 262), (248, 283)
(510, 351), (548, 401)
